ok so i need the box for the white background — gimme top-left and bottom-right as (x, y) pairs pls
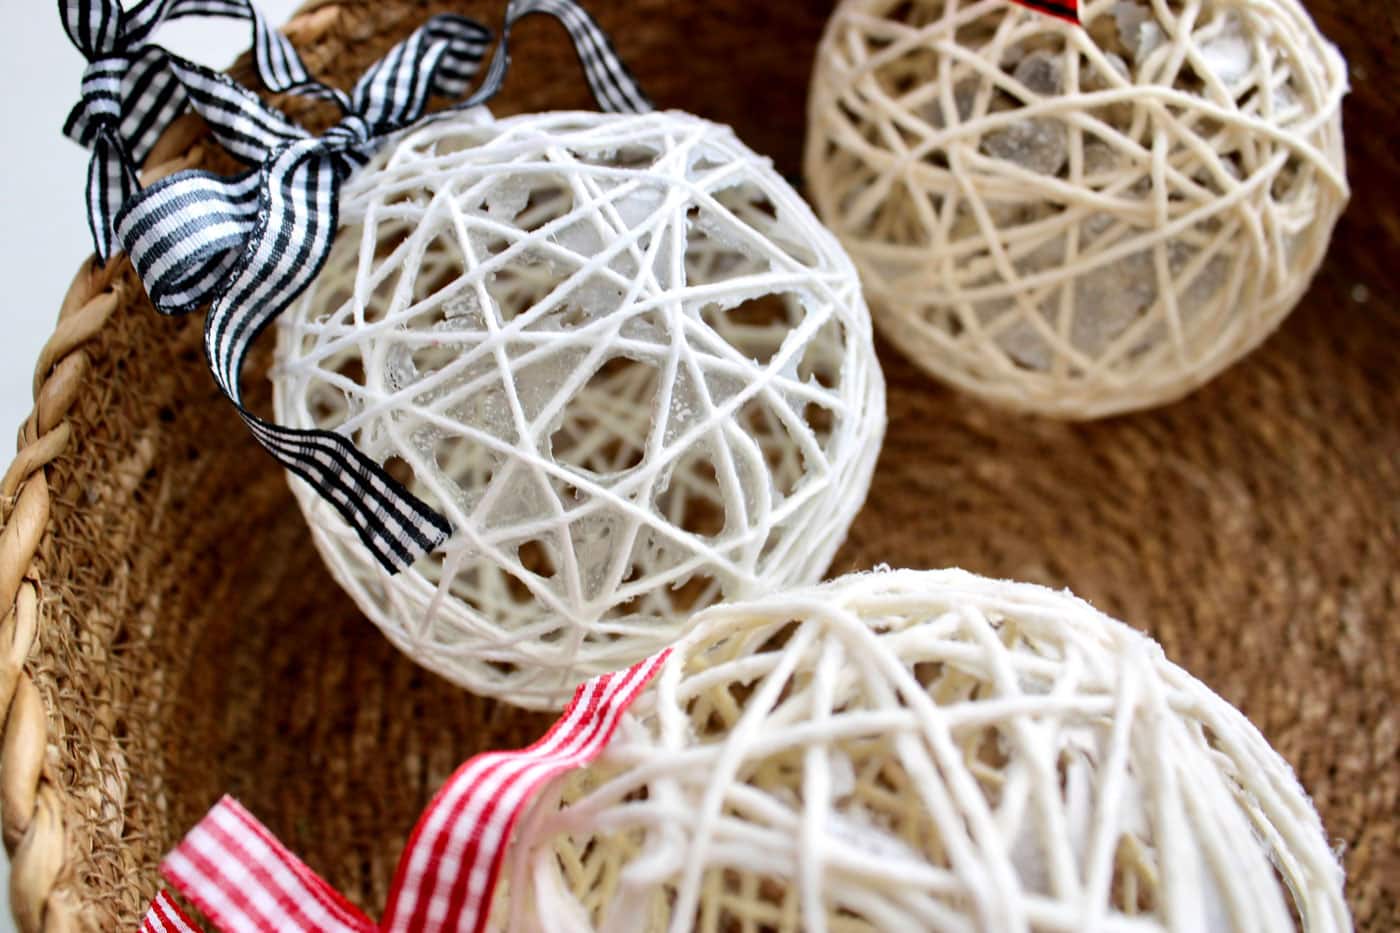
(0, 1), (301, 926)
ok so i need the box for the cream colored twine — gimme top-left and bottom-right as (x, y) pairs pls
(273, 110), (886, 710)
(503, 568), (1349, 932)
(805, 0), (1348, 418)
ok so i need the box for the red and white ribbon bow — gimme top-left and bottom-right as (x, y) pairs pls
(140, 650), (670, 933)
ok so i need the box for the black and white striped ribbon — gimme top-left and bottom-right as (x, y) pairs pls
(75, 0), (651, 571)
(457, 0), (651, 116)
(60, 0), (345, 261)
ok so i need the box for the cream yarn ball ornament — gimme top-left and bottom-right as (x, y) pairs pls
(273, 109), (885, 709)
(805, 0), (1349, 417)
(501, 569), (1349, 931)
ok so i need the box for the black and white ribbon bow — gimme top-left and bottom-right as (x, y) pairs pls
(64, 0), (650, 571)
(60, 0), (346, 262)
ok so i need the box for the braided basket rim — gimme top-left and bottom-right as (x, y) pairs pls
(0, 6), (341, 925)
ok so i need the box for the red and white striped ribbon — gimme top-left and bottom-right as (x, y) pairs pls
(1016, 0), (1078, 21)
(161, 795), (376, 932)
(140, 650), (669, 933)
(381, 649), (669, 931)
(140, 892), (202, 933)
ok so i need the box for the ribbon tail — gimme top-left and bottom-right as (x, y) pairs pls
(58, 0), (123, 57)
(199, 143), (450, 571)
(380, 650), (671, 933)
(86, 132), (138, 262)
(140, 891), (202, 933)
(121, 0), (350, 107)
(161, 796), (376, 933)
(118, 133), (451, 572)
(240, 410), (454, 572)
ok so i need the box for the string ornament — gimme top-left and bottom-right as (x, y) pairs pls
(501, 569), (1350, 931)
(805, 0), (1348, 417)
(274, 109), (886, 710)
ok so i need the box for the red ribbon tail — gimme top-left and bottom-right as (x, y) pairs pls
(1012, 0), (1080, 23)
(141, 891), (202, 933)
(160, 795), (376, 933)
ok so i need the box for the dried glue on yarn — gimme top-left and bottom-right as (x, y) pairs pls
(273, 109), (886, 710)
(500, 569), (1349, 932)
(805, 0), (1348, 418)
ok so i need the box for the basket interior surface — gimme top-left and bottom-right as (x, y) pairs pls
(9, 0), (1398, 929)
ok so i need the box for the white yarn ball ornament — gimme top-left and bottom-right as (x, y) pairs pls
(805, 0), (1349, 417)
(501, 569), (1349, 931)
(273, 109), (885, 709)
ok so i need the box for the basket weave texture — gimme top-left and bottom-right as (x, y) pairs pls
(0, 1), (1394, 930)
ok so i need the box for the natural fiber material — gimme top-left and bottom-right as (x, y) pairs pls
(805, 0), (1349, 417)
(503, 569), (1349, 932)
(275, 109), (884, 710)
(0, 1), (1394, 931)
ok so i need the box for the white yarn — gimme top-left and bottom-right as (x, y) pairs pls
(272, 109), (886, 710)
(502, 569), (1349, 932)
(805, 0), (1348, 418)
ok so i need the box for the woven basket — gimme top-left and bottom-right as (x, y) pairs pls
(1, 1), (1394, 929)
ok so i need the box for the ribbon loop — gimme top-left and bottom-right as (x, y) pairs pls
(511, 0), (652, 114)
(59, 0), (337, 259)
(351, 14), (493, 133)
(116, 168), (263, 316)
(447, 0), (652, 120)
